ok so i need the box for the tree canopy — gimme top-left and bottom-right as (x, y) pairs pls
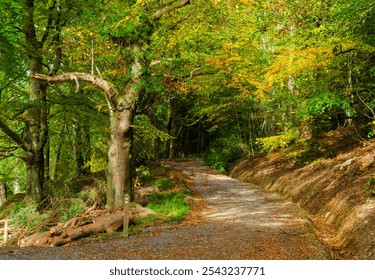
(0, 0), (374, 207)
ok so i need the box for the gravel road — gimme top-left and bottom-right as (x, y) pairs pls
(0, 158), (331, 260)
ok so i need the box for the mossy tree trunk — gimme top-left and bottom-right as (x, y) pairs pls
(22, 0), (49, 203)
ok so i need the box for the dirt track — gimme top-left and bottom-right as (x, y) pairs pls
(0, 158), (331, 260)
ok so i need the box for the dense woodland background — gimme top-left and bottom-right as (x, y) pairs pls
(0, 0), (374, 210)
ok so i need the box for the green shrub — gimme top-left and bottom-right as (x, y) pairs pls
(257, 129), (299, 153)
(136, 165), (154, 183)
(204, 135), (251, 172)
(368, 121), (375, 138)
(204, 147), (228, 173)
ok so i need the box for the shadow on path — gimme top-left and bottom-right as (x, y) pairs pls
(0, 158), (331, 260)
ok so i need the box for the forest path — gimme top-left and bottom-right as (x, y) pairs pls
(0, 158), (331, 259)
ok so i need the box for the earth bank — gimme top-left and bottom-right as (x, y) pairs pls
(229, 137), (375, 259)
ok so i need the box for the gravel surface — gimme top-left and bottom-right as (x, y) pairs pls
(0, 158), (331, 260)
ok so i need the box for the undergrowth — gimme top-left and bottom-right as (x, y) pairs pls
(0, 176), (107, 244)
(365, 177), (375, 197)
(1, 164), (191, 245)
(147, 192), (190, 222)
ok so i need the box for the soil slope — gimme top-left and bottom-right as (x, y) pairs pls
(229, 139), (375, 259)
(0, 158), (330, 260)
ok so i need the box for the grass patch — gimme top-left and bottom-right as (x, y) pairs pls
(151, 177), (173, 191)
(147, 192), (190, 222)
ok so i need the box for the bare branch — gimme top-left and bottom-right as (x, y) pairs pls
(151, 0), (191, 21)
(150, 58), (175, 67)
(155, 69), (218, 81)
(41, 0), (57, 45)
(0, 151), (31, 160)
(0, 118), (29, 151)
(190, 66), (204, 79)
(0, 71), (27, 96)
(357, 92), (375, 119)
(333, 44), (357, 56)
(30, 72), (119, 109)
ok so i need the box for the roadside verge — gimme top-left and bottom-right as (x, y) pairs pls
(229, 143), (375, 259)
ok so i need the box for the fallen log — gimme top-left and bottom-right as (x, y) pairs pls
(19, 204), (154, 247)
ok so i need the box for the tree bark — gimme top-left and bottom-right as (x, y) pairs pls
(168, 98), (177, 159)
(25, 159), (44, 200)
(23, 0), (49, 202)
(0, 182), (7, 207)
(23, 64), (47, 203)
(52, 118), (68, 180)
(44, 136), (50, 183)
(106, 110), (134, 209)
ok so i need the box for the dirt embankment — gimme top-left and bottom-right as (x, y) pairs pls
(229, 138), (375, 259)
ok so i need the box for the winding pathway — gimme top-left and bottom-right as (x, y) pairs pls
(0, 158), (330, 259)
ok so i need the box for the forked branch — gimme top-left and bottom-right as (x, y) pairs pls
(30, 72), (119, 109)
(151, 0), (191, 21)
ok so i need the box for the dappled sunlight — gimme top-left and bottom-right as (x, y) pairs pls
(173, 163), (310, 231)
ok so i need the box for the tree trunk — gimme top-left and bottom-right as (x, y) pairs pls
(25, 156), (44, 202)
(23, 1), (49, 203)
(183, 128), (190, 157)
(52, 120), (67, 180)
(44, 137), (50, 183)
(23, 57), (47, 203)
(82, 122), (92, 174)
(168, 98), (177, 159)
(29, 71), (137, 209)
(52, 141), (61, 181)
(72, 120), (87, 176)
(106, 45), (142, 209)
(197, 122), (205, 154)
(0, 182), (7, 207)
(44, 103), (51, 184)
(106, 110), (134, 209)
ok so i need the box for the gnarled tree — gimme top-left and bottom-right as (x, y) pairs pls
(31, 0), (192, 209)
